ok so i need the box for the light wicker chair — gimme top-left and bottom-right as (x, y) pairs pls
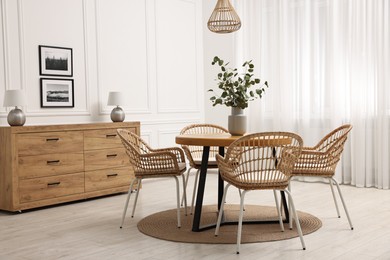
(179, 124), (229, 214)
(117, 129), (187, 228)
(291, 124), (353, 230)
(215, 132), (305, 254)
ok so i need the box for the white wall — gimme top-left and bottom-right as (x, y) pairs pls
(0, 0), (204, 147)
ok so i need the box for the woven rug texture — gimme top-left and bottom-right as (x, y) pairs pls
(137, 204), (322, 244)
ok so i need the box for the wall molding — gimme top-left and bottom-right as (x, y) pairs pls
(17, 0), (90, 115)
(140, 118), (201, 125)
(0, 0), (8, 114)
(82, 0), (92, 115)
(95, 0), (152, 115)
(155, 0), (201, 114)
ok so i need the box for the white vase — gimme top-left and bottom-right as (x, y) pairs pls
(228, 107), (247, 135)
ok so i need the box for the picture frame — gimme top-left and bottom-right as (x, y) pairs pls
(39, 45), (73, 77)
(40, 78), (74, 108)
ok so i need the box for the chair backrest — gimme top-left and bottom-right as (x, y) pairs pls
(117, 129), (153, 172)
(293, 124), (352, 176)
(314, 124), (352, 151)
(218, 132), (303, 189)
(312, 124), (352, 168)
(180, 124), (228, 165)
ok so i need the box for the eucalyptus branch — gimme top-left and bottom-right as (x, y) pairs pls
(208, 56), (268, 109)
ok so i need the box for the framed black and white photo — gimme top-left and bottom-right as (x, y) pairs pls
(40, 78), (74, 108)
(39, 45), (73, 77)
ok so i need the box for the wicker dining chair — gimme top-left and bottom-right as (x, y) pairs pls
(291, 124), (353, 230)
(179, 124), (229, 214)
(117, 129), (187, 228)
(215, 132), (305, 254)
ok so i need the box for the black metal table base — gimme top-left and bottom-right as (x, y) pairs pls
(191, 146), (290, 232)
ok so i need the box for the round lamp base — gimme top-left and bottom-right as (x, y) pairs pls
(110, 106), (125, 122)
(7, 108), (26, 126)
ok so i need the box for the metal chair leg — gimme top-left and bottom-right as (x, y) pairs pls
(181, 174), (188, 216)
(332, 177), (354, 230)
(131, 179), (142, 218)
(181, 167), (193, 206)
(273, 190), (285, 232)
(284, 189), (306, 250)
(288, 182), (293, 230)
(120, 178), (138, 228)
(329, 178), (341, 218)
(236, 190), (247, 254)
(173, 176), (181, 228)
(190, 169), (200, 214)
(215, 183), (230, 236)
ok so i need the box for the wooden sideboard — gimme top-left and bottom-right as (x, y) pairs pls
(0, 122), (140, 212)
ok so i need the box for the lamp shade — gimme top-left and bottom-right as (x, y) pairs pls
(3, 90), (27, 107)
(107, 91), (125, 106)
(207, 0), (241, 34)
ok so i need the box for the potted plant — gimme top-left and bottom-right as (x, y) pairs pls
(208, 56), (268, 135)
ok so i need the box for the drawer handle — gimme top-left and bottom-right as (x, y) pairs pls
(46, 138), (59, 142)
(47, 182), (61, 187)
(106, 134), (117, 138)
(107, 173), (118, 178)
(47, 160), (60, 165)
(106, 154), (118, 158)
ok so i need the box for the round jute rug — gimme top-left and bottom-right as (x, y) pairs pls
(137, 204), (322, 244)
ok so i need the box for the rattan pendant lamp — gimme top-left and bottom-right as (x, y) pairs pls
(208, 0), (241, 34)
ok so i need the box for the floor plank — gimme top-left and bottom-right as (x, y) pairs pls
(1, 171), (389, 260)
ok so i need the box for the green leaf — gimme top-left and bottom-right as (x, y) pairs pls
(210, 96), (216, 100)
(218, 60), (224, 66)
(249, 64), (254, 68)
(255, 78), (260, 84)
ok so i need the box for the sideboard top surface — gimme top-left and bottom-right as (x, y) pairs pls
(0, 122), (140, 134)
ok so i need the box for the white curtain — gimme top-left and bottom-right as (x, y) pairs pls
(234, 0), (390, 189)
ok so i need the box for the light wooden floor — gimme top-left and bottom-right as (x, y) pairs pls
(1, 171), (390, 260)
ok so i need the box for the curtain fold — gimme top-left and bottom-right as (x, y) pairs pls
(235, 0), (390, 189)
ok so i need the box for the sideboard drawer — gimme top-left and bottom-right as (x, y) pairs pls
(85, 167), (133, 192)
(84, 128), (136, 150)
(84, 148), (130, 171)
(17, 131), (83, 156)
(19, 172), (84, 203)
(18, 153), (84, 179)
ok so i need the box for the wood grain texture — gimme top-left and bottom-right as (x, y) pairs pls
(0, 178), (387, 259)
(84, 128), (137, 150)
(0, 122), (140, 211)
(19, 172), (85, 203)
(18, 153), (84, 179)
(85, 166), (133, 192)
(17, 131), (84, 156)
(84, 148), (130, 171)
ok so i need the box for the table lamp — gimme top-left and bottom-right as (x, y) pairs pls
(3, 89), (27, 126)
(107, 91), (125, 122)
